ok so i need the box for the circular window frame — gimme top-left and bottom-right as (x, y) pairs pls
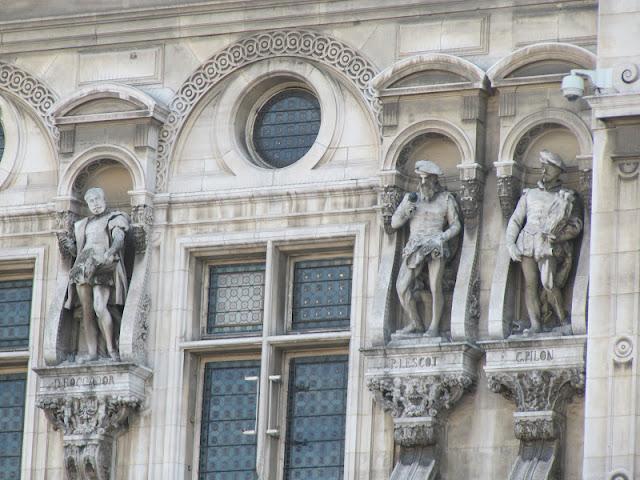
(212, 58), (343, 177)
(245, 84), (321, 169)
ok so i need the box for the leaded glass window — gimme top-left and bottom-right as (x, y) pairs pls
(0, 279), (32, 349)
(291, 259), (352, 331)
(0, 372), (26, 479)
(199, 361), (260, 480)
(284, 355), (348, 480)
(252, 89), (321, 169)
(207, 264), (265, 335)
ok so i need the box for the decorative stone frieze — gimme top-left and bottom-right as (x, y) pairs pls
(35, 363), (151, 480)
(365, 342), (481, 479)
(482, 336), (585, 480)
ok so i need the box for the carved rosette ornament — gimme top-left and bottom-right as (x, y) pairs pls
(487, 368), (585, 480)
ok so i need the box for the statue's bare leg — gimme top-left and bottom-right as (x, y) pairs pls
(76, 284), (98, 360)
(425, 257), (445, 337)
(396, 261), (424, 333)
(521, 257), (542, 332)
(93, 285), (119, 361)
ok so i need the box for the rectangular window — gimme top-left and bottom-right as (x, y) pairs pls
(206, 264), (265, 335)
(199, 360), (260, 480)
(291, 259), (352, 331)
(0, 372), (26, 478)
(284, 355), (348, 480)
(0, 279), (32, 349)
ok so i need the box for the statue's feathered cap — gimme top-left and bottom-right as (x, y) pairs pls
(539, 150), (566, 172)
(414, 160), (443, 176)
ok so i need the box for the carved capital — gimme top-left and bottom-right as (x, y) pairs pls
(130, 204), (154, 255)
(496, 176), (521, 218)
(487, 368), (584, 440)
(459, 178), (484, 220)
(367, 373), (473, 446)
(54, 210), (80, 260)
(38, 394), (141, 480)
(379, 185), (403, 234)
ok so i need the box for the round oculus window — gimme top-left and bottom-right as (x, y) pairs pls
(252, 89), (321, 168)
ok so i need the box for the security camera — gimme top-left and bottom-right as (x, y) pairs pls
(561, 72), (585, 101)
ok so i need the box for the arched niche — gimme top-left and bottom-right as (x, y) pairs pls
(489, 114), (592, 339)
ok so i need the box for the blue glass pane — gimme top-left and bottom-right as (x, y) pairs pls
(0, 279), (32, 349)
(0, 373), (26, 480)
(284, 356), (348, 480)
(199, 361), (259, 479)
(253, 89), (321, 168)
(207, 264), (265, 335)
(291, 259), (352, 331)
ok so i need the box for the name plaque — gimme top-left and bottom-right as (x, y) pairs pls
(384, 355), (439, 369)
(50, 375), (115, 390)
(515, 349), (554, 362)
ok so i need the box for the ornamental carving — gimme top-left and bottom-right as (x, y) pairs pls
(131, 204), (154, 255)
(379, 185), (403, 234)
(55, 210), (80, 260)
(0, 62), (58, 141)
(459, 178), (484, 220)
(487, 368), (584, 414)
(497, 175), (521, 218)
(156, 29), (381, 191)
(367, 373), (473, 446)
(579, 168), (593, 213)
(38, 395), (141, 480)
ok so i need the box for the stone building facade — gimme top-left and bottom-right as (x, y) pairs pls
(0, 0), (638, 479)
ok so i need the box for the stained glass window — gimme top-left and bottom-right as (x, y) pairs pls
(0, 279), (32, 349)
(284, 355), (348, 480)
(0, 373), (26, 480)
(252, 89), (321, 168)
(291, 259), (352, 331)
(199, 361), (260, 480)
(207, 264), (265, 335)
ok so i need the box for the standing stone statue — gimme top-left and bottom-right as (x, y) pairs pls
(390, 160), (462, 336)
(506, 150), (583, 334)
(63, 187), (131, 361)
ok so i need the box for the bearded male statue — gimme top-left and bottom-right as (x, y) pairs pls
(62, 187), (131, 361)
(506, 150), (583, 334)
(390, 160), (462, 336)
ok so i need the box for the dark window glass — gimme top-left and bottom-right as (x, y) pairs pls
(0, 123), (4, 161)
(0, 279), (32, 349)
(0, 372), (26, 480)
(252, 89), (321, 168)
(291, 259), (352, 331)
(207, 264), (265, 335)
(284, 355), (348, 480)
(199, 360), (260, 480)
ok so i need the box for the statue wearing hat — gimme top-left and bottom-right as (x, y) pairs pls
(506, 150), (583, 334)
(390, 160), (462, 336)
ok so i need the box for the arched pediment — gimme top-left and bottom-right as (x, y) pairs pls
(487, 42), (596, 86)
(372, 53), (487, 94)
(51, 83), (168, 125)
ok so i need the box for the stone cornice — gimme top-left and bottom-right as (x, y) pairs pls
(0, 0), (595, 55)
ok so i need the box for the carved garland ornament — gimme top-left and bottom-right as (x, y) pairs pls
(0, 62), (58, 141)
(156, 29), (381, 191)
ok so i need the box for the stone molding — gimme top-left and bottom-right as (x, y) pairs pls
(156, 29), (381, 191)
(0, 61), (58, 142)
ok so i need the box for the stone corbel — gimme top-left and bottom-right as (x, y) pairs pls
(35, 363), (151, 480)
(483, 337), (586, 480)
(378, 185), (404, 234)
(494, 161), (523, 219)
(367, 373), (474, 479)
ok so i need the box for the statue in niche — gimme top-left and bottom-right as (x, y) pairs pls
(61, 187), (131, 362)
(506, 150), (583, 335)
(390, 160), (462, 336)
